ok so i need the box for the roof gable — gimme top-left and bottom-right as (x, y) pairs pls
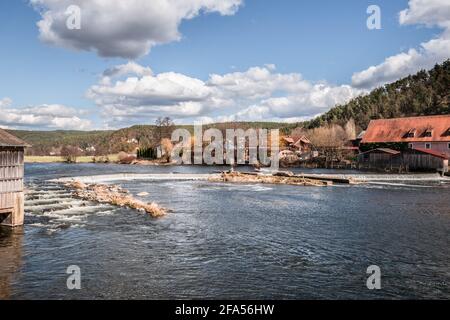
(362, 115), (450, 144)
(293, 136), (311, 147)
(360, 148), (401, 156)
(0, 129), (31, 147)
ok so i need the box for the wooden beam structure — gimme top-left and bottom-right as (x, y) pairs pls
(0, 129), (30, 227)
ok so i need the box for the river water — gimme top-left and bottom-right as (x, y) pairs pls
(1, 163), (449, 299)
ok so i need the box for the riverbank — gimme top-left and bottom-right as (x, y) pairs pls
(25, 155), (119, 163)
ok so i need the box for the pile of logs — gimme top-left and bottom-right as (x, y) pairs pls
(64, 180), (167, 218)
(209, 171), (332, 187)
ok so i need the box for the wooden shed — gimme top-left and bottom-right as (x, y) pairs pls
(0, 129), (30, 227)
(358, 147), (449, 173)
(403, 148), (448, 173)
(358, 148), (402, 170)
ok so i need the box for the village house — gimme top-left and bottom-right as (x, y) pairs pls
(281, 135), (316, 162)
(0, 129), (30, 227)
(282, 136), (312, 153)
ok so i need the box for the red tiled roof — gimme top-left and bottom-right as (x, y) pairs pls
(293, 136), (311, 147)
(0, 129), (31, 147)
(412, 148), (449, 160)
(361, 115), (450, 144)
(282, 137), (295, 144)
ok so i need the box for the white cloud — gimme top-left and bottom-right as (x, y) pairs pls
(399, 0), (450, 29)
(0, 99), (92, 130)
(31, 0), (243, 59)
(0, 97), (13, 108)
(100, 62), (153, 85)
(208, 66), (312, 100)
(352, 0), (450, 89)
(88, 63), (365, 127)
(227, 84), (364, 121)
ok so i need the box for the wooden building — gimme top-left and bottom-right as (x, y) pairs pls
(0, 129), (30, 227)
(282, 136), (312, 153)
(358, 148), (402, 171)
(402, 148), (448, 173)
(358, 147), (448, 173)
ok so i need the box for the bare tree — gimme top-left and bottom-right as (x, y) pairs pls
(60, 145), (81, 163)
(155, 117), (175, 142)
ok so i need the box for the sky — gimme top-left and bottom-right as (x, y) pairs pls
(0, 0), (449, 130)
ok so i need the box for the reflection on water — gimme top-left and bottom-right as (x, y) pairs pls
(0, 227), (23, 300)
(0, 163), (449, 299)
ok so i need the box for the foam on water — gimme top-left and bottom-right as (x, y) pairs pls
(367, 182), (434, 188)
(24, 182), (115, 231)
(53, 173), (220, 184)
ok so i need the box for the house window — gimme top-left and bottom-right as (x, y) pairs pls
(405, 128), (416, 138)
(423, 127), (433, 138)
(448, 143), (450, 149)
(408, 143), (413, 149)
(425, 143), (431, 149)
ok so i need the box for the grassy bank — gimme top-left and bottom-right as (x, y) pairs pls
(25, 155), (119, 163)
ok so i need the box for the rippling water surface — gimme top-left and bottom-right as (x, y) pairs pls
(1, 163), (449, 299)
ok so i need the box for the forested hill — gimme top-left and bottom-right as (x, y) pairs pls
(304, 59), (450, 131)
(9, 122), (288, 156)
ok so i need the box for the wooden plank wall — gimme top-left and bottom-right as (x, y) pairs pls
(402, 153), (444, 170)
(358, 151), (446, 171)
(0, 193), (14, 210)
(0, 149), (24, 211)
(0, 149), (24, 166)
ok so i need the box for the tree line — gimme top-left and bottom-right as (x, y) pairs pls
(303, 60), (450, 132)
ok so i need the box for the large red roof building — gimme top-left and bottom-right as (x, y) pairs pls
(361, 115), (450, 157)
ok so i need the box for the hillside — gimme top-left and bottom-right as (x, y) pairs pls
(10, 122), (289, 156)
(304, 60), (450, 131)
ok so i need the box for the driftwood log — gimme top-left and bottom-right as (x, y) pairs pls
(64, 180), (167, 218)
(209, 172), (332, 187)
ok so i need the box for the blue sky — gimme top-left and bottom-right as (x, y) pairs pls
(0, 0), (448, 130)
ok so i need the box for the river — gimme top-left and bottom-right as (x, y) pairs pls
(1, 163), (449, 299)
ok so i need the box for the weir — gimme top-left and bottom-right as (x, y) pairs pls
(52, 172), (449, 187)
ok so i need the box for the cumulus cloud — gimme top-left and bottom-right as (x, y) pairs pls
(0, 99), (92, 130)
(88, 63), (365, 127)
(31, 0), (243, 59)
(352, 0), (450, 89)
(399, 0), (450, 29)
(233, 84), (363, 121)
